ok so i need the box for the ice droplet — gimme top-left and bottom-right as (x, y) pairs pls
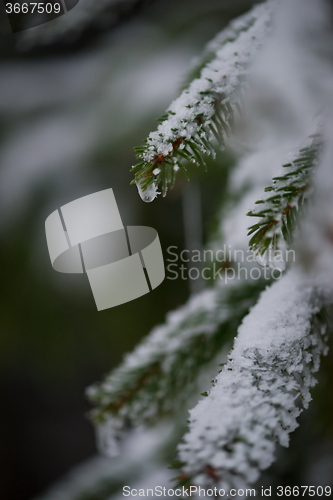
(136, 180), (160, 203)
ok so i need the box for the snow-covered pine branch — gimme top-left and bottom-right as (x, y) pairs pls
(174, 0), (333, 488)
(132, 1), (274, 201)
(87, 278), (266, 456)
(182, 6), (266, 91)
(87, 77), (288, 458)
(176, 270), (332, 490)
(247, 134), (321, 258)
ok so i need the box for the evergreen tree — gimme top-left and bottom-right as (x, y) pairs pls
(34, 0), (333, 498)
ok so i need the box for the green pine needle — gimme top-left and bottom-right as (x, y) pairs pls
(247, 137), (321, 255)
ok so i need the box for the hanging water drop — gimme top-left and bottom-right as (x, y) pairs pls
(136, 180), (160, 203)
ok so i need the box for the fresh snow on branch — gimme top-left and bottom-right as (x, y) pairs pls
(84, 0), (333, 491)
(133, 1), (274, 199)
(184, 7), (262, 86)
(179, 0), (333, 486)
(177, 270), (331, 490)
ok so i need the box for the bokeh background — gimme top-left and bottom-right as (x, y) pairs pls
(0, 1), (332, 499)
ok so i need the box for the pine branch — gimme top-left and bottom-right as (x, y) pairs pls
(87, 279), (266, 454)
(182, 7), (259, 89)
(247, 135), (321, 257)
(132, 2), (273, 201)
(175, 270), (332, 490)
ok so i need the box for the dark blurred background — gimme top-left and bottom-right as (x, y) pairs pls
(0, 1), (256, 498)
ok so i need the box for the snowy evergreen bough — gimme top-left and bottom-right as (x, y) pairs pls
(37, 0), (333, 497)
(176, 271), (331, 489)
(85, 0), (333, 492)
(132, 1), (273, 200)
